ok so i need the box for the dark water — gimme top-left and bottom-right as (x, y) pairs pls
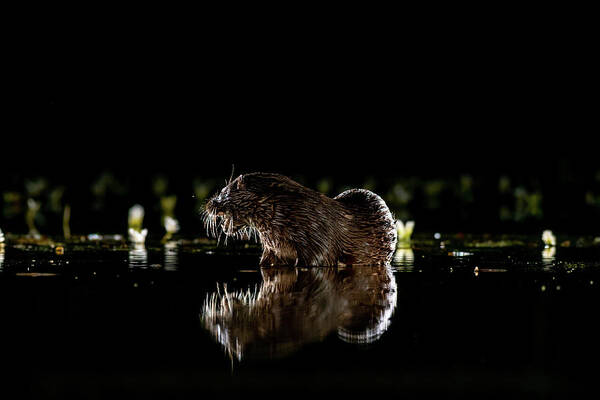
(1, 234), (600, 399)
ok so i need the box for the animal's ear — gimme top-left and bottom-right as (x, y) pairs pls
(235, 175), (244, 189)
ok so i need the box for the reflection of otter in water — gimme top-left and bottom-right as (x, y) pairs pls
(201, 265), (397, 360)
(203, 173), (397, 266)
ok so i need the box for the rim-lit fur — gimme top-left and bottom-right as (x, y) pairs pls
(204, 172), (397, 266)
(201, 265), (397, 360)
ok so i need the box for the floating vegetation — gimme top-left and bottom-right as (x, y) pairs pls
(462, 238), (528, 248)
(193, 179), (214, 201)
(25, 178), (48, 198)
(128, 228), (148, 245)
(2, 191), (22, 219)
(585, 191), (600, 207)
(25, 198), (41, 238)
(162, 216), (180, 242)
(63, 204), (71, 239)
(316, 178), (332, 194)
(90, 171), (126, 210)
(386, 181), (413, 208)
(514, 186), (543, 221)
(128, 204), (145, 232)
(542, 230), (557, 247)
(160, 195), (177, 213)
(395, 220), (414, 248)
(128, 204), (147, 244)
(449, 251), (473, 257)
(152, 175), (169, 197)
(48, 186), (65, 213)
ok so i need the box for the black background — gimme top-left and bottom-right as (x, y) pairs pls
(2, 12), (598, 234)
(6, 16), (596, 177)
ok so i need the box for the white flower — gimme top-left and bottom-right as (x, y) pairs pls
(0, 228), (4, 243)
(128, 204), (145, 230)
(396, 220), (415, 242)
(542, 230), (556, 247)
(164, 216), (180, 234)
(128, 228), (148, 244)
(27, 198), (41, 212)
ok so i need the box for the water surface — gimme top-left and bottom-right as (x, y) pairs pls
(1, 233), (599, 398)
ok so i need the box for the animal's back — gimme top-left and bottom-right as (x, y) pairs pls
(334, 189), (397, 264)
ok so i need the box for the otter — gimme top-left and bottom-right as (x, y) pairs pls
(201, 265), (397, 360)
(203, 172), (397, 267)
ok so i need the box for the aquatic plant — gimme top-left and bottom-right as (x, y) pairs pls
(128, 204), (147, 244)
(152, 175), (169, 197)
(498, 175), (511, 194)
(585, 191), (600, 207)
(363, 177), (377, 192)
(25, 178), (48, 198)
(395, 220), (415, 248)
(423, 180), (445, 209)
(194, 180), (215, 221)
(160, 195), (177, 217)
(386, 182), (412, 207)
(48, 186), (65, 214)
(63, 204), (71, 239)
(162, 216), (180, 242)
(316, 178), (332, 194)
(2, 191), (22, 219)
(542, 230), (556, 247)
(128, 228), (148, 244)
(193, 180), (214, 201)
(91, 172), (126, 210)
(25, 199), (41, 238)
(459, 175), (474, 202)
(514, 187), (543, 221)
(128, 204), (145, 232)
(165, 216), (179, 234)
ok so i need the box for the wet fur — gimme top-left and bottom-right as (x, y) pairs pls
(201, 265), (397, 360)
(203, 172), (397, 266)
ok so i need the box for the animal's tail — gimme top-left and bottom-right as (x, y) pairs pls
(334, 189), (398, 262)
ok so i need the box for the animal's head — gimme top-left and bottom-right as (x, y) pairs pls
(203, 172), (301, 238)
(204, 175), (249, 238)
